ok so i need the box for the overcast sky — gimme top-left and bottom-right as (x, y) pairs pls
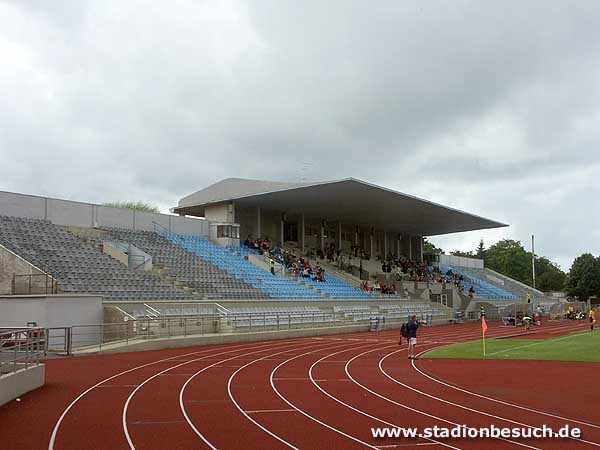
(1, 0), (599, 271)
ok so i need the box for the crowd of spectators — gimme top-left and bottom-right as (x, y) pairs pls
(243, 238), (328, 283)
(243, 237), (274, 254)
(360, 280), (396, 295)
(242, 238), (478, 296)
(285, 253), (327, 282)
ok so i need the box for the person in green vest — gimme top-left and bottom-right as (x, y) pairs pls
(269, 258), (275, 275)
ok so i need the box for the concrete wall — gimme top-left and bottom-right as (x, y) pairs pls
(102, 242), (129, 266)
(439, 254), (484, 269)
(0, 244), (45, 295)
(0, 190), (209, 236)
(0, 294), (103, 328)
(0, 364), (45, 406)
(205, 203), (234, 223)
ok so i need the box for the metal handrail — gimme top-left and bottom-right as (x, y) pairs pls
(131, 255), (151, 270)
(0, 327), (45, 375)
(0, 236), (58, 282)
(152, 221), (171, 235)
(12, 273), (58, 295)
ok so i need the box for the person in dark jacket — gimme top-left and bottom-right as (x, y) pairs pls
(407, 315), (419, 359)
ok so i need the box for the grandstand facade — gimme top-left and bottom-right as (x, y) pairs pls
(0, 181), (559, 355)
(173, 178), (508, 261)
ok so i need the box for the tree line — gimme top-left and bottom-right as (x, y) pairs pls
(425, 238), (600, 299)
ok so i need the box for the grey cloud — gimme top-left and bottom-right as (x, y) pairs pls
(1, 0), (600, 268)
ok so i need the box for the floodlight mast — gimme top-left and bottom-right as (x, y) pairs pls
(532, 234), (536, 289)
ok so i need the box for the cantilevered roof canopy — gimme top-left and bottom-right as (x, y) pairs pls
(173, 178), (508, 236)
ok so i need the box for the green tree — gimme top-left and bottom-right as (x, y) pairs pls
(423, 238), (444, 254)
(450, 250), (474, 257)
(476, 239), (486, 259)
(534, 257), (566, 292)
(484, 239), (530, 284)
(484, 239), (567, 291)
(566, 253), (600, 300)
(102, 201), (161, 213)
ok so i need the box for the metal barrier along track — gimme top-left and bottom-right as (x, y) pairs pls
(41, 311), (359, 354)
(0, 327), (45, 375)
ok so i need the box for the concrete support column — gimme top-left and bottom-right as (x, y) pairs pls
(300, 213), (305, 252)
(354, 226), (359, 246)
(320, 221), (325, 253)
(280, 214), (284, 247)
(228, 201), (235, 223)
(419, 236), (424, 262)
(256, 206), (261, 239)
(370, 228), (374, 260)
(409, 235), (413, 260)
(397, 235), (401, 258)
(384, 231), (388, 259)
(337, 222), (342, 252)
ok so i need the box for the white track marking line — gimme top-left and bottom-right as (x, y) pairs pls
(270, 341), (383, 449)
(401, 325), (600, 447)
(345, 342), (538, 450)
(47, 340), (275, 450)
(178, 341), (318, 450)
(123, 340), (300, 450)
(245, 409), (297, 414)
(309, 343), (458, 450)
(376, 444), (440, 448)
(416, 321), (581, 360)
(413, 359), (600, 431)
(485, 332), (586, 357)
(49, 321), (579, 450)
(227, 341), (355, 450)
(415, 321), (600, 433)
(380, 348), (542, 450)
(180, 340), (344, 450)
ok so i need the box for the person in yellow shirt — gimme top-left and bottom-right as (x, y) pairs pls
(590, 309), (596, 332)
(568, 304), (574, 320)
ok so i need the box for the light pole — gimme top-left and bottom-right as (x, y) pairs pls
(531, 234), (536, 290)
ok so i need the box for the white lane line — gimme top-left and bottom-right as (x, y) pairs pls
(47, 340), (276, 450)
(226, 341), (354, 450)
(309, 344), (459, 450)
(485, 332), (586, 357)
(376, 444), (440, 448)
(179, 342), (342, 450)
(245, 409), (297, 414)
(313, 379), (352, 382)
(123, 340), (295, 450)
(179, 340), (318, 450)
(412, 358), (600, 431)
(271, 341), (382, 449)
(379, 348), (541, 450)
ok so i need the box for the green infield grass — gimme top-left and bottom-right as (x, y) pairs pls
(423, 330), (600, 362)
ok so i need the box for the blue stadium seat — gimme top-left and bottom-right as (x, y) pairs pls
(439, 264), (518, 300)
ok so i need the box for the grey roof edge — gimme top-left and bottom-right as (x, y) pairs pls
(171, 177), (509, 229)
(346, 178), (509, 229)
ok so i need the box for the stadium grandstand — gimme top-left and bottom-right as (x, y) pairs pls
(0, 178), (565, 359)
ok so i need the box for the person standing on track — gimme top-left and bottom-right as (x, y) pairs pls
(407, 315), (419, 360)
(590, 308), (596, 332)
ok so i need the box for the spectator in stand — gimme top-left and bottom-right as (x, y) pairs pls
(269, 258), (275, 275)
(468, 286), (475, 298)
(361, 281), (371, 292)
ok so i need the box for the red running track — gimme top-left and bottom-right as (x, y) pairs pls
(1, 320), (598, 450)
